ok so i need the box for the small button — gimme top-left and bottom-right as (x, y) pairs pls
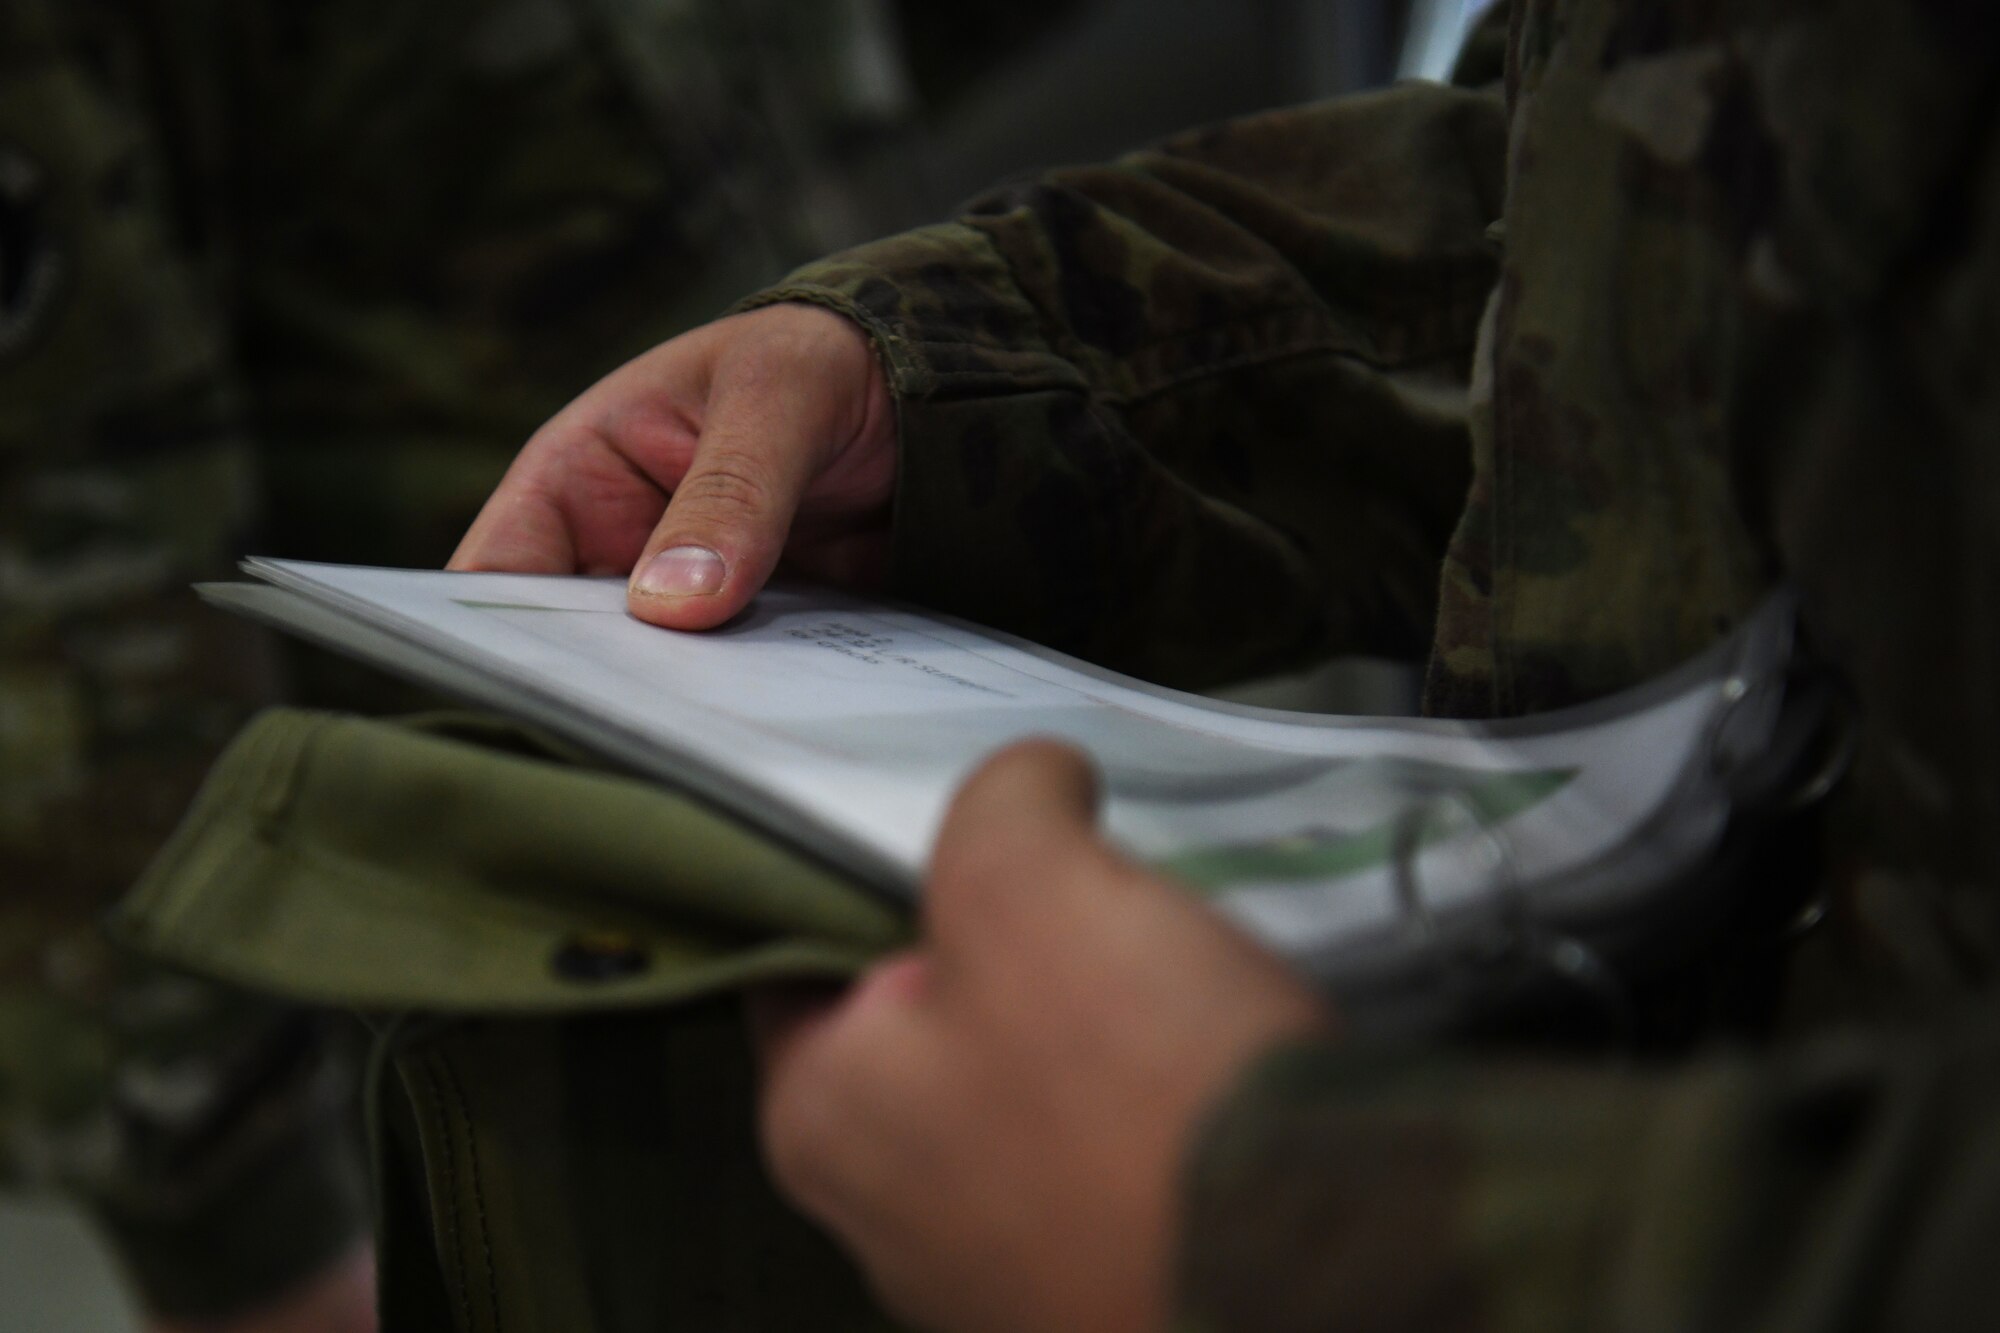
(552, 931), (651, 982)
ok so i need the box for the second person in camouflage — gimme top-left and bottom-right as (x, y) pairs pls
(0, 0), (967, 1323)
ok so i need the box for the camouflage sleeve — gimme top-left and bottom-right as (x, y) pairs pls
(1177, 5), (2000, 1325)
(739, 82), (1506, 691)
(1177, 997), (2000, 1333)
(0, 2), (366, 1318)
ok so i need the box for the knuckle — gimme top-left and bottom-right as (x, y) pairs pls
(677, 456), (774, 520)
(931, 838), (1028, 932)
(728, 341), (799, 390)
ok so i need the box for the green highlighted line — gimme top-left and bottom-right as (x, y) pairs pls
(1156, 768), (1574, 891)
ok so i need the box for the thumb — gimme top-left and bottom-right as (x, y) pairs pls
(625, 355), (848, 630)
(925, 740), (1113, 952)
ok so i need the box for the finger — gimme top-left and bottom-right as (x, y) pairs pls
(925, 740), (1111, 955)
(744, 980), (849, 1075)
(452, 424), (690, 576)
(748, 954), (935, 1071)
(932, 738), (1105, 884)
(756, 955), (942, 1232)
(451, 340), (712, 574)
(625, 352), (848, 629)
(448, 445), (584, 573)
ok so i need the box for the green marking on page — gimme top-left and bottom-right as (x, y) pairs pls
(1155, 767), (1576, 891)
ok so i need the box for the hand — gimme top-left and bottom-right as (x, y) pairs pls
(752, 742), (1333, 1333)
(449, 304), (896, 629)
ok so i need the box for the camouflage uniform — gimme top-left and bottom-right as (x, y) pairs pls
(0, 0), (923, 1317)
(729, 0), (2000, 1325)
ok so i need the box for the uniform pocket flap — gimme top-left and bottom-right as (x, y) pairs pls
(116, 709), (906, 1012)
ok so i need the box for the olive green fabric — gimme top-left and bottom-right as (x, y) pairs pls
(363, 1006), (901, 1333)
(121, 708), (910, 1332)
(120, 710), (908, 1013)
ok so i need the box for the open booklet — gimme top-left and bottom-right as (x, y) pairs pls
(205, 560), (1809, 1022)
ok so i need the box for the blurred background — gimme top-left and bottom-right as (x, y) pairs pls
(0, 1), (1490, 1327)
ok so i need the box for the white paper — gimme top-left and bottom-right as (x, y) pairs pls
(217, 560), (1790, 983)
